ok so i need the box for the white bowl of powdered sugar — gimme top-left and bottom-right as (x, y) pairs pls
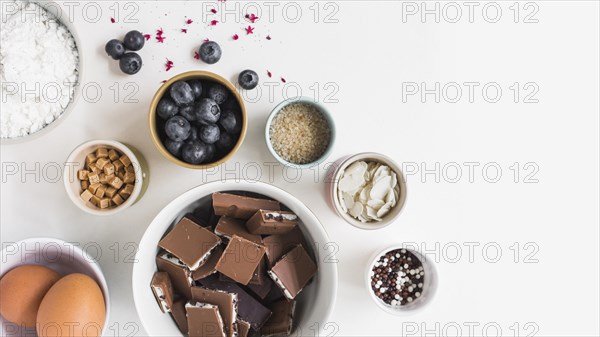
(0, 0), (80, 143)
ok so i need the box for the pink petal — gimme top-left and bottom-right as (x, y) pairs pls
(210, 20), (219, 26)
(232, 34), (239, 40)
(144, 34), (151, 40)
(266, 35), (271, 40)
(181, 28), (188, 33)
(211, 9), (217, 14)
(267, 70), (272, 78)
(110, 17), (115, 23)
(281, 77), (286, 83)
(194, 51), (200, 60)
(245, 26), (254, 35)
(186, 19), (193, 24)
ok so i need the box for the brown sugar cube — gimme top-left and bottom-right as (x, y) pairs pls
(108, 149), (120, 161)
(123, 171), (136, 184)
(90, 195), (101, 206)
(80, 189), (93, 202)
(88, 183), (102, 194)
(103, 163), (115, 176)
(105, 174), (115, 183)
(119, 184), (134, 199)
(96, 147), (108, 159)
(105, 186), (117, 198)
(77, 170), (89, 181)
(99, 198), (110, 209)
(119, 155), (132, 167)
(81, 180), (90, 190)
(99, 173), (107, 184)
(125, 164), (135, 173)
(109, 176), (124, 189)
(117, 171), (125, 180)
(85, 153), (97, 166)
(88, 173), (100, 185)
(96, 157), (110, 170)
(112, 194), (124, 206)
(113, 160), (124, 172)
(95, 185), (106, 198)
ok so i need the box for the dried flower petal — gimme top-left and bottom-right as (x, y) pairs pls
(266, 35), (271, 40)
(203, 38), (210, 42)
(186, 19), (193, 24)
(245, 13), (259, 23)
(232, 34), (239, 40)
(211, 9), (217, 14)
(161, 80), (167, 84)
(181, 28), (188, 33)
(210, 20), (219, 26)
(267, 70), (272, 78)
(194, 51), (200, 60)
(110, 17), (115, 23)
(144, 34), (151, 40)
(165, 59), (174, 71)
(245, 26), (254, 35)
(156, 28), (166, 43)
(281, 77), (286, 83)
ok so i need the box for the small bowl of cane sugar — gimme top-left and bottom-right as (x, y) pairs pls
(266, 97), (335, 168)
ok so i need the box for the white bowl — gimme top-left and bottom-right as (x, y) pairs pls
(132, 180), (338, 336)
(0, 237), (111, 336)
(365, 245), (437, 315)
(63, 140), (147, 216)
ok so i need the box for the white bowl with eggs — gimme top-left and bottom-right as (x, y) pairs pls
(0, 237), (110, 337)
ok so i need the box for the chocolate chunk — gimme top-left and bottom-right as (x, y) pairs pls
(262, 227), (306, 266)
(215, 216), (262, 244)
(246, 210), (298, 235)
(247, 276), (273, 300)
(248, 257), (267, 286)
(186, 302), (226, 337)
(212, 192), (280, 220)
(199, 277), (272, 331)
(236, 320), (251, 337)
(261, 300), (296, 336)
(150, 271), (174, 313)
(216, 235), (266, 285)
(268, 244), (317, 300)
(159, 217), (221, 270)
(170, 299), (188, 334)
(156, 253), (193, 299)
(192, 245), (224, 281)
(191, 287), (237, 337)
(264, 286), (285, 303)
(183, 213), (211, 227)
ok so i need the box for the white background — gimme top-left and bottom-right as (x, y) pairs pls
(1, 1), (599, 336)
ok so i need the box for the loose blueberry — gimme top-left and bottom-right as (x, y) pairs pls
(187, 80), (203, 100)
(179, 105), (196, 122)
(181, 140), (210, 164)
(215, 132), (235, 151)
(123, 30), (145, 51)
(164, 139), (184, 157)
(198, 41), (222, 64)
(199, 124), (220, 144)
(219, 110), (241, 134)
(194, 98), (221, 125)
(207, 84), (229, 105)
(105, 39), (125, 60)
(156, 97), (179, 119)
(238, 69), (259, 90)
(165, 116), (192, 142)
(119, 52), (142, 75)
(170, 81), (195, 106)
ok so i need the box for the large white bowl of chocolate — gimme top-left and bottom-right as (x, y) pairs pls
(132, 180), (338, 337)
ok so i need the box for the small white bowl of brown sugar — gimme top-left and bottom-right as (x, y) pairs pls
(266, 97), (336, 168)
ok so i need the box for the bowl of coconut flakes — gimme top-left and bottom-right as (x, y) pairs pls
(0, 1), (80, 144)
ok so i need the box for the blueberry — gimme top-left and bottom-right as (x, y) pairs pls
(194, 98), (221, 125)
(170, 81), (195, 106)
(207, 84), (229, 105)
(105, 39), (125, 60)
(119, 52), (142, 75)
(199, 124), (220, 144)
(181, 140), (210, 164)
(179, 105), (196, 122)
(238, 69), (259, 90)
(164, 139), (184, 157)
(219, 110), (241, 134)
(187, 126), (199, 142)
(123, 30), (145, 51)
(187, 80), (203, 100)
(206, 144), (217, 162)
(156, 97), (179, 119)
(221, 97), (240, 111)
(198, 41), (222, 64)
(165, 116), (192, 142)
(215, 132), (235, 151)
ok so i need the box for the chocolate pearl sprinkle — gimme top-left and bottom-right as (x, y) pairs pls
(370, 249), (425, 306)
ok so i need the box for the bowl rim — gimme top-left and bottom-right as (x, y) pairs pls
(330, 152), (407, 230)
(148, 70), (248, 169)
(132, 180), (338, 337)
(264, 96), (336, 169)
(63, 139), (143, 216)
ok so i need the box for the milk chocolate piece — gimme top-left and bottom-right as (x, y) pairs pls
(159, 217), (221, 270)
(199, 277), (272, 331)
(215, 216), (262, 244)
(186, 302), (226, 337)
(236, 320), (251, 337)
(191, 287), (237, 337)
(263, 227), (307, 266)
(212, 192), (280, 220)
(249, 257), (267, 286)
(151, 272), (174, 313)
(216, 235), (266, 285)
(268, 245), (317, 300)
(192, 245), (224, 281)
(246, 210), (298, 235)
(156, 253), (193, 299)
(261, 300), (296, 336)
(171, 299), (188, 334)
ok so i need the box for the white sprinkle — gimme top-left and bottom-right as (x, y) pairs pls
(384, 258), (388, 262)
(395, 254), (400, 258)
(404, 264), (409, 269)
(416, 275), (420, 279)
(401, 249), (406, 253)
(394, 294), (400, 300)
(375, 284), (380, 289)
(410, 270), (416, 275)
(408, 286), (413, 292)
(382, 263), (388, 267)
(415, 292), (421, 297)
(407, 297), (413, 302)
(420, 271), (425, 275)
(396, 285), (401, 290)
(418, 283), (423, 288)
(391, 300), (398, 306)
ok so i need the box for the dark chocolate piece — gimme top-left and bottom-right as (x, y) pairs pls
(170, 299), (188, 334)
(248, 257), (267, 286)
(192, 245), (224, 281)
(186, 302), (226, 337)
(156, 253), (193, 299)
(199, 277), (272, 331)
(268, 244), (317, 300)
(212, 192), (280, 220)
(216, 235), (266, 285)
(150, 271), (174, 313)
(191, 286), (237, 337)
(215, 216), (262, 244)
(261, 300), (296, 336)
(236, 320), (251, 337)
(262, 227), (306, 266)
(246, 210), (298, 235)
(159, 217), (221, 270)
(264, 286), (285, 303)
(247, 275), (273, 300)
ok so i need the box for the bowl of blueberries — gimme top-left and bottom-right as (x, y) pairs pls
(149, 71), (247, 169)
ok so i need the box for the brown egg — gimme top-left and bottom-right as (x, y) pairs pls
(0, 265), (61, 327)
(37, 273), (106, 337)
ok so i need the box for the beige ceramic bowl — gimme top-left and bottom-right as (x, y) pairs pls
(148, 71), (247, 169)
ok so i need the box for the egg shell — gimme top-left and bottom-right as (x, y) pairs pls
(37, 273), (106, 337)
(0, 265), (61, 327)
